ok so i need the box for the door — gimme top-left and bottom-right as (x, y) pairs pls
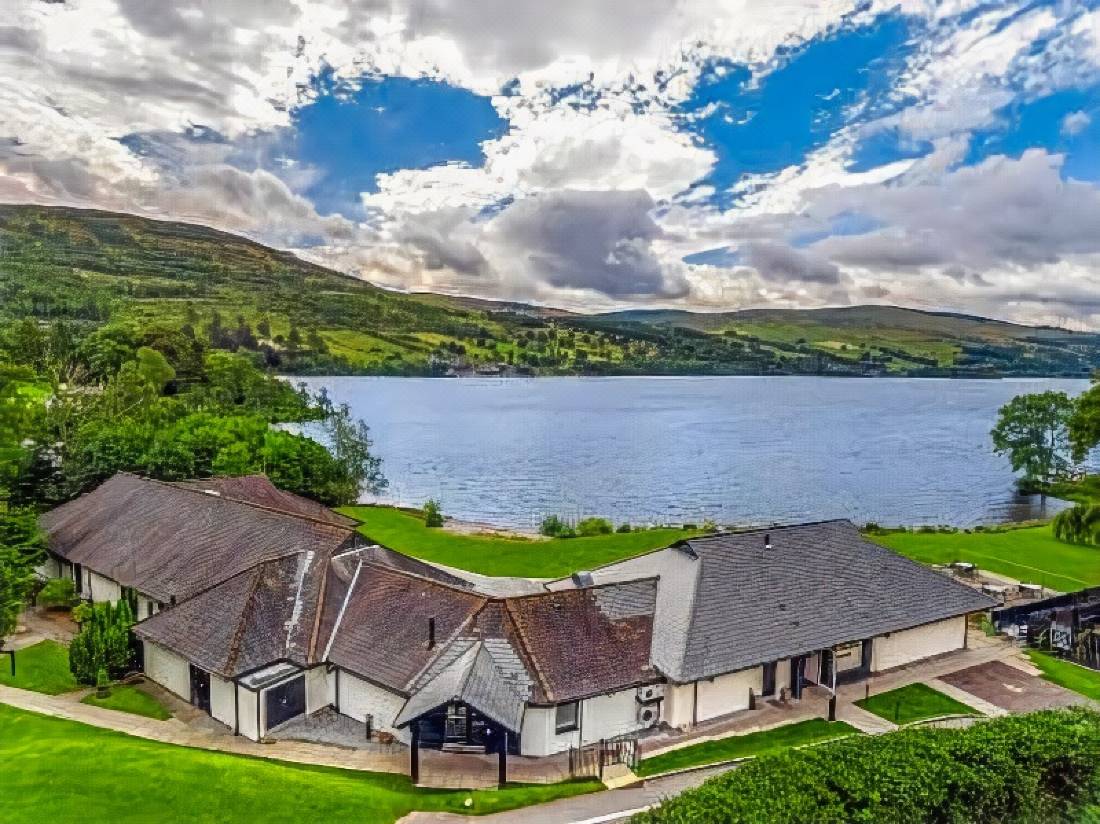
(72, 563), (83, 595)
(820, 649), (834, 688)
(264, 675), (306, 729)
(861, 639), (873, 672)
(189, 664), (211, 713)
(790, 656), (805, 699)
(762, 661), (777, 696)
(444, 703), (468, 743)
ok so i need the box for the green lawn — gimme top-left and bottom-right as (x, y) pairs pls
(1026, 650), (1100, 702)
(856, 683), (978, 725)
(870, 525), (1100, 593)
(338, 506), (702, 577)
(636, 719), (860, 777)
(80, 685), (172, 720)
(0, 705), (600, 823)
(0, 640), (78, 695)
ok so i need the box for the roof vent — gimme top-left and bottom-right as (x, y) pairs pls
(764, 533), (772, 550)
(427, 616), (436, 649)
(572, 570), (594, 588)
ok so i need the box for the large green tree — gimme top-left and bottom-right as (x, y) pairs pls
(991, 391), (1076, 488)
(1069, 378), (1100, 462)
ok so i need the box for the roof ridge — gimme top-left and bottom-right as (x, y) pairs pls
(223, 565), (266, 675)
(682, 519), (855, 546)
(133, 472), (354, 533)
(502, 600), (554, 702)
(506, 574), (661, 601)
(305, 558), (331, 664)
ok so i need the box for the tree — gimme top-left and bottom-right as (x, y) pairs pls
(318, 402), (387, 501)
(0, 548), (33, 639)
(423, 499), (444, 528)
(990, 391), (1076, 489)
(69, 599), (135, 683)
(1052, 504), (1100, 546)
(1069, 379), (1100, 461)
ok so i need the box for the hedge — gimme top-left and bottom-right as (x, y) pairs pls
(633, 709), (1100, 824)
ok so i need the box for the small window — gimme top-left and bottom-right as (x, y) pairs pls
(555, 701), (579, 733)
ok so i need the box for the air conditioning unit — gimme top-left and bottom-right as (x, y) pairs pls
(636, 703), (660, 727)
(636, 684), (663, 703)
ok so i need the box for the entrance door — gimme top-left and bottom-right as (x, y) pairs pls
(189, 664), (211, 713)
(72, 563), (83, 595)
(265, 676), (306, 729)
(445, 703), (469, 743)
(861, 639), (873, 672)
(820, 649), (834, 688)
(762, 662), (777, 696)
(790, 656), (805, 699)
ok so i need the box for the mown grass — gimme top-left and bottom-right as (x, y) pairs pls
(636, 719), (860, 777)
(856, 683), (978, 724)
(1026, 650), (1100, 702)
(0, 640), (78, 695)
(0, 705), (601, 824)
(80, 685), (173, 720)
(869, 525), (1100, 593)
(339, 506), (702, 577)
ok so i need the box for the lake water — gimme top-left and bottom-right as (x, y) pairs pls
(295, 376), (1092, 530)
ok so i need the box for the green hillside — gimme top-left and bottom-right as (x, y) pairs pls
(2, 204), (1097, 377)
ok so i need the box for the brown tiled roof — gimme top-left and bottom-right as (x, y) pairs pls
(320, 560), (488, 693)
(503, 579), (659, 703)
(134, 550), (330, 677)
(170, 475), (357, 527)
(41, 473), (355, 602)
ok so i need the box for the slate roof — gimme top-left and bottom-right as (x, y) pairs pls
(170, 475), (357, 527)
(134, 549), (330, 678)
(577, 520), (995, 682)
(394, 642), (527, 732)
(40, 473), (355, 603)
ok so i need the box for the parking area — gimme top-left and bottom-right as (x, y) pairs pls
(938, 660), (1087, 713)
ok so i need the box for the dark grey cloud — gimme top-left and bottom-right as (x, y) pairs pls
(744, 241), (840, 284)
(488, 189), (687, 298)
(397, 207), (490, 276)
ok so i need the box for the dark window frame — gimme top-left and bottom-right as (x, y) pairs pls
(554, 701), (579, 733)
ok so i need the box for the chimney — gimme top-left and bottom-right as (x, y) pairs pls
(428, 617), (436, 649)
(764, 533), (772, 551)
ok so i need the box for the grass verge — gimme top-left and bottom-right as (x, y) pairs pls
(856, 683), (978, 724)
(869, 525), (1100, 593)
(1026, 650), (1100, 702)
(0, 704), (600, 824)
(80, 685), (173, 720)
(0, 640), (78, 695)
(635, 718), (860, 777)
(338, 505), (702, 578)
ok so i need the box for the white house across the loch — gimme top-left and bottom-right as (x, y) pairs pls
(39, 472), (993, 768)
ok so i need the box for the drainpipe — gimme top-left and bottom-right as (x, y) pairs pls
(692, 681), (698, 727)
(256, 689), (262, 742)
(233, 679), (239, 736)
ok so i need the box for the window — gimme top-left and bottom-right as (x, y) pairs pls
(555, 701), (579, 733)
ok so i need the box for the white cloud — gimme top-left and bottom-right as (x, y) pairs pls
(1062, 110), (1092, 136)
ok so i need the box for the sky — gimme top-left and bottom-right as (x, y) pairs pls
(3, 1), (1100, 327)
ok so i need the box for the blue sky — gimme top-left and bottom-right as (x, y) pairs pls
(3, 0), (1100, 326)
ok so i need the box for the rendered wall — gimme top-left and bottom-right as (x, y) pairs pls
(695, 666), (764, 722)
(520, 688), (653, 756)
(210, 673), (236, 729)
(305, 665), (333, 714)
(237, 686), (259, 740)
(86, 570), (122, 604)
(143, 641), (189, 699)
(872, 615), (966, 672)
(336, 669), (410, 743)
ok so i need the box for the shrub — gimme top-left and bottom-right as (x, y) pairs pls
(632, 709), (1100, 824)
(539, 515), (575, 538)
(69, 599), (136, 684)
(616, 523), (632, 533)
(422, 499), (444, 528)
(71, 602), (94, 624)
(38, 578), (77, 609)
(576, 517), (613, 536)
(1053, 504), (1100, 546)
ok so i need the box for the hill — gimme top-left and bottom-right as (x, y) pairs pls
(1, 204), (1097, 377)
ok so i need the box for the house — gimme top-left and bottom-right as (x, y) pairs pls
(40, 474), (994, 764)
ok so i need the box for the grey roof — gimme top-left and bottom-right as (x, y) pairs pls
(395, 641), (527, 732)
(562, 520), (995, 682)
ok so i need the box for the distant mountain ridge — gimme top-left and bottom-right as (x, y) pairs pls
(1, 204), (1097, 378)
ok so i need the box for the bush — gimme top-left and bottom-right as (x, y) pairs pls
(69, 600), (136, 684)
(539, 515), (575, 539)
(616, 523), (632, 533)
(1053, 504), (1100, 546)
(632, 709), (1100, 824)
(37, 578), (77, 609)
(422, 499), (444, 528)
(576, 517), (613, 536)
(71, 602), (94, 624)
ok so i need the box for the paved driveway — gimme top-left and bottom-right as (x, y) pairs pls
(938, 660), (1087, 713)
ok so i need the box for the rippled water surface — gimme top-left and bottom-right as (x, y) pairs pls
(296, 376), (1091, 529)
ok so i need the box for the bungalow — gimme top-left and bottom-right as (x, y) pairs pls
(40, 474), (993, 762)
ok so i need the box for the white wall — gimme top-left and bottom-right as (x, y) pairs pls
(336, 669), (410, 743)
(237, 686), (259, 740)
(135, 595), (161, 621)
(872, 616), (967, 672)
(36, 556), (65, 580)
(306, 666), (333, 714)
(210, 674), (236, 729)
(143, 641), (189, 699)
(663, 682), (695, 729)
(520, 688), (656, 756)
(86, 570), (122, 604)
(696, 667), (763, 722)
